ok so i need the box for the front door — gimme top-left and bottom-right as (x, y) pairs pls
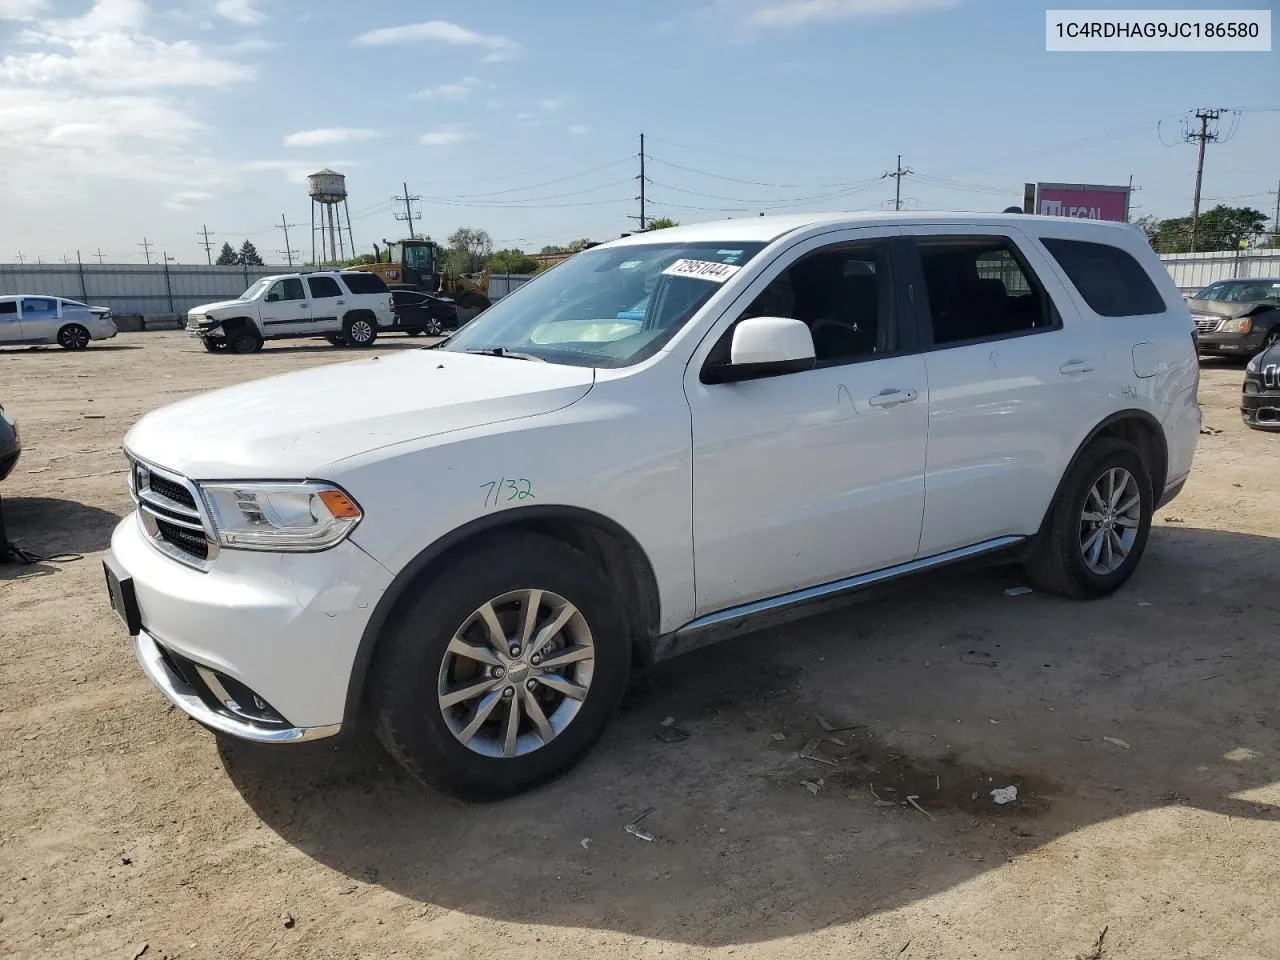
(685, 231), (930, 617)
(897, 225), (1109, 556)
(259, 278), (312, 334)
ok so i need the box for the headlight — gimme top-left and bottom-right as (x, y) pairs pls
(1246, 351), (1263, 373)
(1220, 317), (1253, 334)
(198, 481), (362, 552)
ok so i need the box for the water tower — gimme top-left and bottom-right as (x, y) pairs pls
(308, 169), (356, 265)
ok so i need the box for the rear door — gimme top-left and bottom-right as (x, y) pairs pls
(259, 278), (313, 335)
(0, 300), (22, 344)
(305, 275), (345, 332)
(896, 225), (1110, 557)
(18, 297), (60, 342)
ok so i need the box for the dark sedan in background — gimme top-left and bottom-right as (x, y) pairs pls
(0, 402), (20, 482)
(390, 290), (460, 337)
(1189, 278), (1280, 359)
(1242, 339), (1280, 432)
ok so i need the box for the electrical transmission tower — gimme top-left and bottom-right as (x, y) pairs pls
(276, 214), (299, 267)
(393, 182), (421, 239)
(197, 225), (215, 265)
(882, 155), (913, 211)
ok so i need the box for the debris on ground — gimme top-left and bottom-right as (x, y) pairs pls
(1164, 516), (1185, 523)
(1200, 425), (1222, 435)
(801, 779), (824, 795)
(905, 795), (938, 822)
(870, 784), (896, 807)
(1075, 925), (1108, 960)
(655, 717), (690, 743)
(1003, 586), (1033, 597)
(1137, 601), (1153, 608)
(281, 913), (295, 929)
(1103, 737), (1131, 751)
(815, 715), (864, 733)
(771, 733), (787, 742)
(991, 785), (1018, 805)
(624, 808), (659, 843)
(800, 738), (835, 765)
(580, 838), (591, 850)
(130, 945), (149, 960)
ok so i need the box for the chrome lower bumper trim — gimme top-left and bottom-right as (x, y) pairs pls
(135, 630), (341, 745)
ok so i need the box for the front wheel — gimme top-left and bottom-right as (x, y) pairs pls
(227, 327), (263, 354)
(343, 314), (378, 347)
(201, 336), (228, 353)
(1025, 438), (1153, 599)
(1255, 327), (1280, 356)
(57, 324), (90, 350)
(370, 533), (630, 798)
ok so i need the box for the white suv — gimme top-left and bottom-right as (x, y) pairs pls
(186, 271), (394, 354)
(105, 213), (1200, 797)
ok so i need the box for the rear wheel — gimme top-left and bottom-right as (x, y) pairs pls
(57, 324), (90, 350)
(1025, 438), (1153, 599)
(343, 313), (377, 347)
(370, 533), (630, 798)
(423, 317), (443, 336)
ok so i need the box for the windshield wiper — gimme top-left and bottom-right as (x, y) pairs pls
(464, 347), (545, 362)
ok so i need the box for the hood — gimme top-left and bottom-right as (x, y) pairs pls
(192, 298), (252, 315)
(1186, 298), (1272, 320)
(124, 350), (596, 479)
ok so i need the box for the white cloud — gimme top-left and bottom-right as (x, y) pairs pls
(420, 124), (475, 148)
(538, 96), (566, 113)
(242, 159), (363, 184)
(412, 77), (482, 101)
(0, 0), (49, 19)
(569, 123), (589, 136)
(165, 190), (215, 211)
(354, 20), (521, 62)
(516, 94), (569, 128)
(741, 0), (955, 27)
(214, 0), (264, 26)
(283, 127), (379, 148)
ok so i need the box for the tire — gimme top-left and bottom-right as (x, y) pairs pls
(370, 533), (630, 799)
(1256, 327), (1280, 356)
(325, 334), (347, 346)
(57, 324), (90, 350)
(343, 313), (378, 347)
(1025, 437), (1154, 599)
(406, 328), (423, 337)
(227, 327), (263, 354)
(422, 317), (444, 336)
(201, 336), (228, 353)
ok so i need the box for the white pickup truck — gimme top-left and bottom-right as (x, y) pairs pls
(186, 271), (395, 354)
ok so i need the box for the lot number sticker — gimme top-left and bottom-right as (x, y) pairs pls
(662, 259), (743, 283)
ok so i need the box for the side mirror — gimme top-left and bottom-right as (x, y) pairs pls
(703, 316), (815, 384)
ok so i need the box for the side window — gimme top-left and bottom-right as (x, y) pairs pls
(1040, 238), (1166, 317)
(711, 241), (895, 367)
(282, 278), (305, 300)
(21, 298), (57, 316)
(340, 272), (388, 295)
(0, 301), (17, 316)
(307, 276), (342, 299)
(267, 280), (287, 301)
(916, 236), (1057, 346)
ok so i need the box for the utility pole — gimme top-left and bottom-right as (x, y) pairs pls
(393, 182), (421, 238)
(1271, 177), (1280, 247)
(883, 154), (912, 211)
(94, 249), (106, 265)
(138, 237), (153, 264)
(15, 252), (24, 265)
(60, 255), (71, 264)
(197, 225), (215, 265)
(276, 214), (298, 268)
(1183, 108), (1224, 253)
(628, 132), (649, 231)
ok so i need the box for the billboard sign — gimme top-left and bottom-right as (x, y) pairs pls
(1024, 182), (1130, 222)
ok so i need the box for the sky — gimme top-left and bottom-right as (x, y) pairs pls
(0, 0), (1276, 264)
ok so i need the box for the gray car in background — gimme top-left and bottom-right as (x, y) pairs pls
(0, 295), (117, 350)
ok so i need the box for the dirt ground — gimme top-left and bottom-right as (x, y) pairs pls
(2, 332), (1279, 960)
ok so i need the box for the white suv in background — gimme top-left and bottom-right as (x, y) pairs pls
(186, 270), (394, 354)
(105, 212), (1200, 798)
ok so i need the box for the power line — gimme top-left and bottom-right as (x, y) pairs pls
(419, 157), (636, 200)
(644, 134), (828, 165)
(393, 181), (421, 238)
(648, 156), (866, 190)
(197, 225), (215, 265)
(882, 154), (913, 211)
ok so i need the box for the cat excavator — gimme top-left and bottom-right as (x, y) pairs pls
(351, 238), (492, 311)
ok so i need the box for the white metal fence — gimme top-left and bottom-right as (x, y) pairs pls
(1159, 248), (1280, 294)
(0, 262), (290, 316)
(487, 273), (535, 300)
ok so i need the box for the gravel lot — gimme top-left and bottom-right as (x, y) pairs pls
(2, 333), (1278, 960)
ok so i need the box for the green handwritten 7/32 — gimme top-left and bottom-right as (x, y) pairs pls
(481, 477), (534, 508)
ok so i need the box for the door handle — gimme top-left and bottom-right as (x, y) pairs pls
(299, 302), (309, 308)
(867, 388), (919, 408)
(1059, 359), (1096, 375)
(336, 300), (346, 305)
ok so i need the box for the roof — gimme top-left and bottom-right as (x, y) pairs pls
(604, 211), (1144, 248)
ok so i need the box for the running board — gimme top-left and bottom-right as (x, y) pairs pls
(653, 536), (1027, 661)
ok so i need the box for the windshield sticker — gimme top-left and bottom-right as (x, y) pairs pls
(662, 259), (743, 283)
(618, 260), (643, 270)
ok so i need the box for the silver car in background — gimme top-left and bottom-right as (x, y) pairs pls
(0, 295), (117, 350)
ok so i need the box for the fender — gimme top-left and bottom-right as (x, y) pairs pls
(340, 503), (660, 728)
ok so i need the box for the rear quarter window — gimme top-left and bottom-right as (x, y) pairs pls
(1040, 238), (1166, 317)
(340, 272), (389, 295)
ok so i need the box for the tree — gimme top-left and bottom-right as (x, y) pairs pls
(644, 217), (679, 231)
(238, 240), (264, 266)
(446, 227), (493, 274)
(566, 238), (596, 253)
(215, 241), (238, 266)
(1134, 215), (1160, 246)
(539, 244), (568, 255)
(1149, 205), (1269, 254)
(487, 248), (539, 274)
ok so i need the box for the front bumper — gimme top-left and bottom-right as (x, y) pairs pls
(111, 513), (394, 738)
(1196, 331), (1264, 356)
(1242, 380), (1280, 431)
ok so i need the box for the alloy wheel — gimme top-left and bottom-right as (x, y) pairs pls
(1079, 467), (1141, 575)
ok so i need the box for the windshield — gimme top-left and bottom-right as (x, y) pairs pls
(241, 278), (271, 301)
(441, 241), (765, 368)
(1195, 281), (1280, 304)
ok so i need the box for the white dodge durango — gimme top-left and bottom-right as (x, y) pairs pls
(104, 212), (1201, 797)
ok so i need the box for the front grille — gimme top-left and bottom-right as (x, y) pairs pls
(1193, 315), (1220, 334)
(128, 455), (217, 569)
